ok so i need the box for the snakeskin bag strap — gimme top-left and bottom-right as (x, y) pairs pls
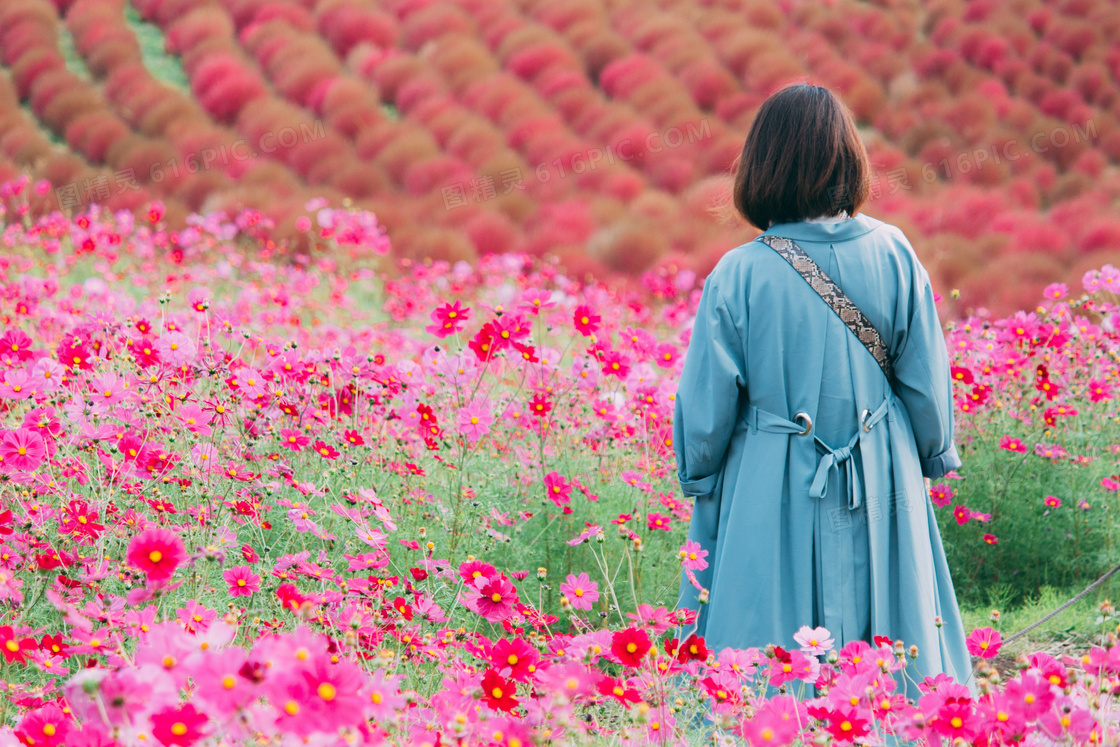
(756, 234), (894, 382)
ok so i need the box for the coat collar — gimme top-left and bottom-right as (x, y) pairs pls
(758, 212), (885, 243)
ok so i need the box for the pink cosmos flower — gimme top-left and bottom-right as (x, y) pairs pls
(929, 483), (954, 508)
(236, 368), (268, 399)
(90, 372), (130, 407)
(1003, 670), (1054, 721)
(457, 399), (493, 443)
(465, 575), (518, 622)
(28, 358), (63, 392)
(966, 627), (1001, 658)
(999, 435), (1027, 453)
(544, 471), (572, 507)
(0, 428), (46, 472)
(0, 369), (32, 400)
(794, 626), (835, 656)
(269, 653), (369, 736)
(1088, 378), (1113, 402)
(157, 331), (195, 367)
(518, 287), (555, 315)
(312, 440), (339, 460)
(280, 428), (309, 452)
(678, 540), (709, 571)
(425, 300), (471, 338)
(560, 572), (600, 611)
(224, 565), (261, 597)
(126, 527), (186, 582)
(186, 646), (256, 716)
(568, 524), (603, 546)
(953, 505), (972, 525)
(177, 403), (212, 436)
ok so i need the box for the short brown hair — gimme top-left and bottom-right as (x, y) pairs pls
(732, 84), (870, 230)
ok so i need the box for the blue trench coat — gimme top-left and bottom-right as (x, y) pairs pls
(674, 213), (972, 696)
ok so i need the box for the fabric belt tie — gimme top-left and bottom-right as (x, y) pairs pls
(743, 396), (891, 510)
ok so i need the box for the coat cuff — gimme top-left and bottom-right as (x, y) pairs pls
(921, 443), (962, 480)
(680, 474), (718, 497)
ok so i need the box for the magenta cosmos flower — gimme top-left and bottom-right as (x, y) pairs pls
(965, 626), (1002, 659)
(224, 565), (261, 597)
(0, 428), (46, 472)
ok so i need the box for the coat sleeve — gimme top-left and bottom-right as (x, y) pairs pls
(673, 275), (746, 497)
(891, 254), (962, 480)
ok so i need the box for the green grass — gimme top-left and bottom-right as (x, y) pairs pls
(126, 1), (190, 92)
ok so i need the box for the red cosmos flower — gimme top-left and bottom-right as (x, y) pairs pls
(491, 638), (539, 682)
(241, 544), (260, 563)
(999, 435), (1027, 453)
(481, 669), (519, 712)
(343, 429), (365, 446)
(426, 300), (471, 338)
(676, 634), (708, 663)
(312, 441), (339, 460)
(1035, 370), (1059, 400)
(39, 633), (67, 658)
(646, 512), (671, 532)
(409, 567), (428, 582)
(276, 583), (307, 613)
(468, 325), (495, 361)
(56, 336), (92, 370)
(392, 596), (413, 620)
(950, 366), (974, 385)
(611, 627), (652, 667)
(126, 528), (186, 582)
(150, 702), (207, 746)
(0, 626), (37, 664)
(0, 509), (14, 535)
(59, 499), (104, 543)
(1043, 405), (1077, 426)
(528, 393), (551, 419)
(597, 675), (642, 707)
(952, 505), (972, 525)
(983, 533), (998, 545)
(968, 383), (992, 405)
(823, 705), (870, 743)
(573, 304), (600, 337)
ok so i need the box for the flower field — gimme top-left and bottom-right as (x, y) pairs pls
(0, 179), (1114, 745)
(0, 0), (1119, 314)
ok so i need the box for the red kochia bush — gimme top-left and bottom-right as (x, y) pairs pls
(400, 5), (475, 49)
(166, 8), (235, 54)
(506, 44), (580, 81)
(253, 2), (314, 31)
(598, 55), (660, 98)
(462, 209), (520, 255)
(316, 2), (399, 56)
(679, 59), (739, 110)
